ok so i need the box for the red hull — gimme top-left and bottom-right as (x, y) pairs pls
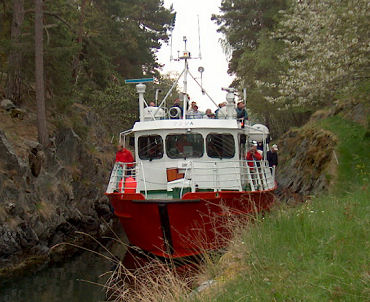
(106, 189), (275, 258)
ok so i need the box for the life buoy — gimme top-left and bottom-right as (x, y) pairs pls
(169, 107), (181, 119)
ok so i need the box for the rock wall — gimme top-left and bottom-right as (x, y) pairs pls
(0, 104), (116, 278)
(276, 126), (337, 201)
(275, 99), (369, 201)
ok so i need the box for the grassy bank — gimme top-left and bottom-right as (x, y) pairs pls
(195, 116), (369, 301)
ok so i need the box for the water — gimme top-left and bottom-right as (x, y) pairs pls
(0, 250), (118, 302)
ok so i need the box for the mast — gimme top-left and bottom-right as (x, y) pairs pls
(181, 36), (189, 120)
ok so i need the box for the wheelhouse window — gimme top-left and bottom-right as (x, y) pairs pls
(138, 135), (163, 160)
(166, 133), (204, 159)
(206, 134), (235, 159)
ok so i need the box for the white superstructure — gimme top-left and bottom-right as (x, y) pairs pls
(107, 39), (275, 197)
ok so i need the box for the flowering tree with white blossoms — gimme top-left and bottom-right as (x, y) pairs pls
(271, 0), (369, 107)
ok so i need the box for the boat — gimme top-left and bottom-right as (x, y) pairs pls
(105, 39), (277, 259)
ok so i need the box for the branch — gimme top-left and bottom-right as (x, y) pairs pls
(24, 9), (72, 30)
(44, 11), (72, 29)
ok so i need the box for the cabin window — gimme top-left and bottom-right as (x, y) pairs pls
(166, 133), (204, 159)
(138, 135), (163, 160)
(206, 134), (235, 158)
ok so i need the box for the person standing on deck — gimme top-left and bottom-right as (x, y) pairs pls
(187, 104), (203, 119)
(116, 144), (134, 165)
(246, 142), (263, 190)
(246, 142), (262, 169)
(116, 144), (134, 177)
(203, 108), (215, 119)
(267, 144), (278, 170)
(236, 101), (248, 120)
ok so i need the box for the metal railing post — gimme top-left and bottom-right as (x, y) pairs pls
(140, 162), (147, 198)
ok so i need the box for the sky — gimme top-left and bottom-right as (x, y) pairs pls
(156, 0), (234, 111)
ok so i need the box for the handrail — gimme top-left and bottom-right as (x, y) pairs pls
(106, 159), (275, 195)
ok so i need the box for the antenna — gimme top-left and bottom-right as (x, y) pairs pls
(170, 31), (174, 61)
(197, 15), (202, 59)
(169, 12), (176, 61)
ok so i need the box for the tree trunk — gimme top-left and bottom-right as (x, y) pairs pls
(72, 0), (87, 84)
(35, 0), (48, 146)
(6, 0), (24, 103)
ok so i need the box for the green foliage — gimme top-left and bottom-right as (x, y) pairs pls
(272, 0), (370, 107)
(145, 73), (181, 106)
(214, 0), (369, 138)
(71, 115), (89, 139)
(1, 0), (175, 132)
(213, 1), (292, 138)
(213, 0), (288, 74)
(83, 83), (138, 135)
(73, 0), (175, 87)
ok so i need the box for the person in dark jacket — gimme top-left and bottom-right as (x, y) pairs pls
(267, 144), (278, 169)
(257, 141), (263, 152)
(235, 101), (248, 120)
(169, 98), (183, 119)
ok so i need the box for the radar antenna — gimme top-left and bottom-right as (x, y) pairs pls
(197, 15), (202, 59)
(170, 30), (174, 61)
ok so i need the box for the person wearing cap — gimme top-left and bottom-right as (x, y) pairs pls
(187, 104), (203, 119)
(246, 141), (262, 169)
(267, 144), (278, 170)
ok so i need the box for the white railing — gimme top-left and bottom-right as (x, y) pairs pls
(190, 160), (275, 192)
(106, 162), (137, 193)
(106, 160), (276, 195)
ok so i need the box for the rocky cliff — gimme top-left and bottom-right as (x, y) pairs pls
(276, 126), (337, 201)
(276, 99), (369, 201)
(0, 101), (116, 278)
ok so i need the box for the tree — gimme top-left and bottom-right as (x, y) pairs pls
(212, 0), (287, 74)
(213, 0), (294, 137)
(35, 0), (48, 146)
(1, 0), (175, 136)
(6, 0), (24, 103)
(272, 0), (370, 107)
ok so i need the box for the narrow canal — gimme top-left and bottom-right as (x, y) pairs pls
(0, 250), (114, 302)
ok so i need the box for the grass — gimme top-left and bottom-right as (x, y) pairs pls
(319, 116), (370, 192)
(195, 188), (369, 301)
(192, 116), (370, 301)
